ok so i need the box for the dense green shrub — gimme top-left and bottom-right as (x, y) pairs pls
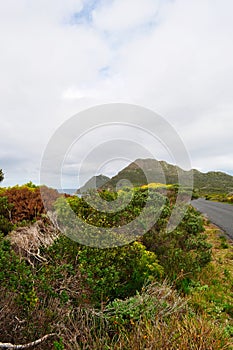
(0, 234), (37, 309)
(65, 186), (165, 228)
(77, 241), (163, 303)
(143, 206), (212, 288)
(54, 187), (212, 294)
(41, 235), (163, 305)
(104, 280), (185, 329)
(0, 196), (14, 235)
(0, 217), (13, 235)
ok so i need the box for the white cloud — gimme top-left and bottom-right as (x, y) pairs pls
(0, 0), (233, 187)
(92, 0), (160, 32)
(0, 0), (84, 25)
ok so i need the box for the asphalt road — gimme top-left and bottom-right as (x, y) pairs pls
(191, 198), (233, 239)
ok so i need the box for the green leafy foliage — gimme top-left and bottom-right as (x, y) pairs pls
(65, 186), (165, 228)
(54, 187), (212, 293)
(205, 192), (233, 204)
(143, 205), (212, 286)
(78, 242), (163, 303)
(0, 234), (37, 309)
(39, 235), (163, 306)
(0, 196), (14, 235)
(53, 338), (65, 350)
(104, 280), (185, 329)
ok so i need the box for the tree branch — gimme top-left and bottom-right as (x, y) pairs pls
(0, 333), (56, 349)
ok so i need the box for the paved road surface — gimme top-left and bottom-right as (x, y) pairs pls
(191, 198), (233, 239)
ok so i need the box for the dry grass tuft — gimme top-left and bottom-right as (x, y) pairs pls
(7, 219), (60, 264)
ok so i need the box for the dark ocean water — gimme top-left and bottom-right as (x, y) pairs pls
(57, 189), (78, 195)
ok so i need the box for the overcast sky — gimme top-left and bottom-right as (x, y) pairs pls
(1, 0), (233, 188)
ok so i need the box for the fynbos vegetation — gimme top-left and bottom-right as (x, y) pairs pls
(0, 181), (232, 349)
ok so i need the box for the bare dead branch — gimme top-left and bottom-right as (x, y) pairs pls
(0, 333), (56, 349)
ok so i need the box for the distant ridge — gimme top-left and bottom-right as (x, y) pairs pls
(76, 174), (110, 194)
(102, 159), (181, 189)
(76, 159), (233, 195)
(100, 159), (233, 195)
(192, 168), (233, 194)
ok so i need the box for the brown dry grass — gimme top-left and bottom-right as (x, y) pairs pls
(7, 219), (60, 265)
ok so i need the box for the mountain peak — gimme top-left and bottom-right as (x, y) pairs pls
(101, 158), (233, 194)
(76, 174), (110, 194)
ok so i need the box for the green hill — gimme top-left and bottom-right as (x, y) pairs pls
(101, 159), (233, 195)
(192, 169), (233, 194)
(76, 174), (110, 194)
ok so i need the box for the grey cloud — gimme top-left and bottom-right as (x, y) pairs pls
(1, 0), (233, 187)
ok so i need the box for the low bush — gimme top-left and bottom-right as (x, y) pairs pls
(143, 206), (212, 288)
(77, 242), (163, 304)
(0, 185), (61, 223)
(0, 196), (14, 234)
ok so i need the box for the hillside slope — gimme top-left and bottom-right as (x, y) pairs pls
(76, 174), (110, 193)
(101, 159), (233, 195)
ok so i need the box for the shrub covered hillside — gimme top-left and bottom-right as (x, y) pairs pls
(0, 183), (232, 349)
